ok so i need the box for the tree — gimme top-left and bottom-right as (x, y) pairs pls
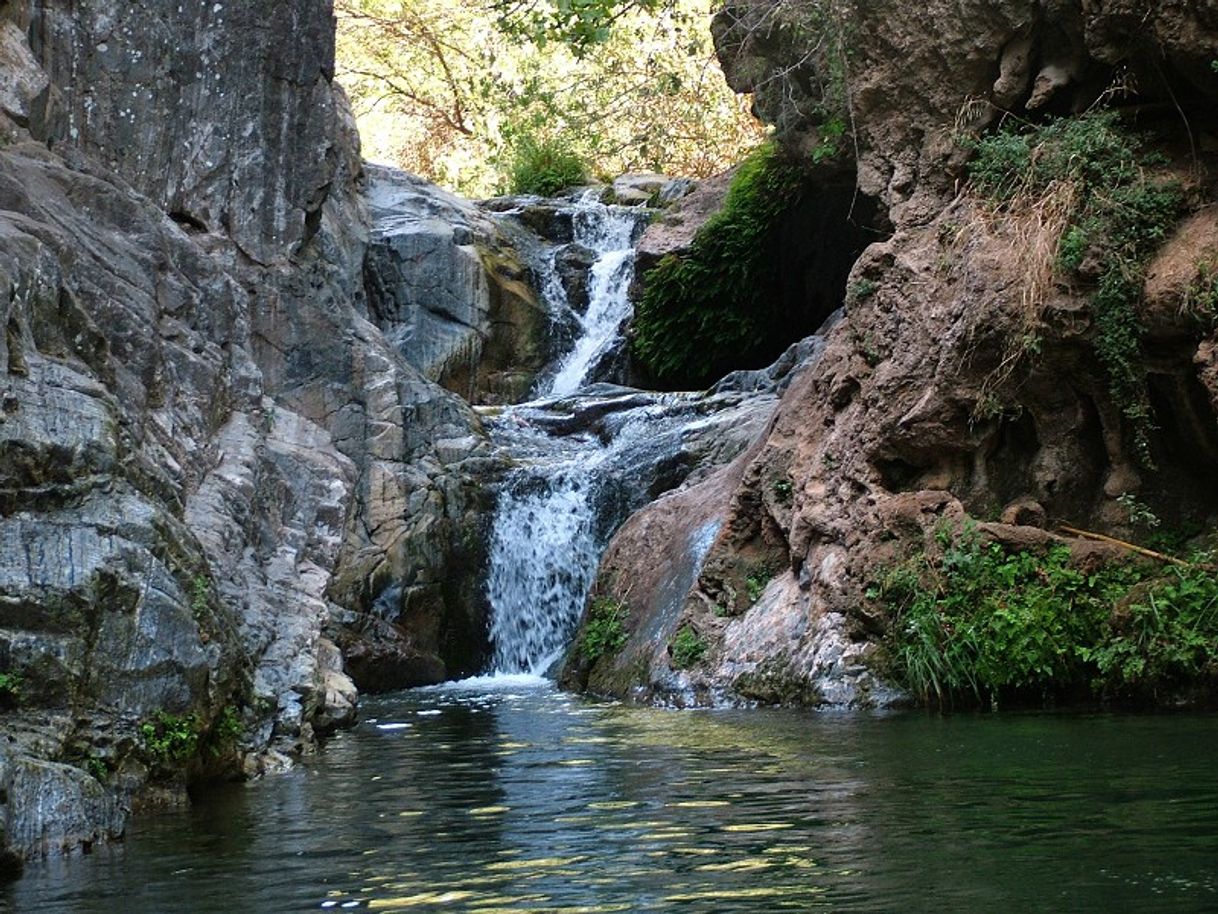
(335, 0), (762, 195)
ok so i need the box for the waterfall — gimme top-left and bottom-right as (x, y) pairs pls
(474, 192), (801, 679)
(485, 458), (602, 675)
(541, 196), (646, 397)
(473, 194), (652, 677)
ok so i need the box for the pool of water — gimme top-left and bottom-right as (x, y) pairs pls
(6, 679), (1217, 912)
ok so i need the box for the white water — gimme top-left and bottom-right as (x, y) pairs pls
(485, 462), (605, 675)
(479, 194), (657, 676)
(542, 198), (645, 397)
(480, 194), (764, 678)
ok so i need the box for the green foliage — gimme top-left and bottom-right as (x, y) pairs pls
(140, 705), (245, 768)
(669, 626), (707, 668)
(140, 711), (201, 768)
(190, 574), (211, 621)
(496, 0), (659, 50)
(845, 278), (877, 303)
(1117, 492), (1161, 530)
(872, 521), (1218, 705)
(337, 0), (761, 195)
(632, 142), (812, 386)
(0, 671), (21, 708)
(85, 757), (108, 782)
(745, 564), (777, 604)
(968, 112), (1184, 466)
(771, 478), (794, 505)
(810, 115), (847, 164)
(507, 134), (589, 195)
(580, 597), (630, 662)
(209, 705), (244, 757)
(1083, 558), (1218, 693)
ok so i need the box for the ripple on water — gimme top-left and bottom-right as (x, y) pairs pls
(6, 689), (1218, 913)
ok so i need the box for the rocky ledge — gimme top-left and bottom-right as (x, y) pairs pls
(563, 0), (1218, 708)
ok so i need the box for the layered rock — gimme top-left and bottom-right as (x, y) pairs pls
(566, 0), (1218, 706)
(363, 165), (550, 404)
(0, 0), (493, 870)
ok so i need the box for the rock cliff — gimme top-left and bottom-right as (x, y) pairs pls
(0, 0), (496, 871)
(566, 0), (1218, 706)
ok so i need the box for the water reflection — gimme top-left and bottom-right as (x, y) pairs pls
(5, 684), (1217, 913)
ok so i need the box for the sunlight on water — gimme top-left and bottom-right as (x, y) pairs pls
(9, 687), (1218, 914)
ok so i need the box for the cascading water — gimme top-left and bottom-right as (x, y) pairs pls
(475, 191), (808, 679)
(542, 197), (644, 397)
(484, 438), (604, 676)
(476, 196), (655, 677)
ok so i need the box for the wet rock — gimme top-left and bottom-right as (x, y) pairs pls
(554, 243), (597, 314)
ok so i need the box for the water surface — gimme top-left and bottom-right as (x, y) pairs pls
(7, 682), (1216, 912)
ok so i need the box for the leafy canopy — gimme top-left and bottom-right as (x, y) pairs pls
(336, 0), (762, 196)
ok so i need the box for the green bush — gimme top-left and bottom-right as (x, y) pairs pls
(580, 597), (630, 662)
(968, 111), (1184, 466)
(631, 142), (812, 387)
(1083, 558), (1218, 693)
(670, 626), (707, 669)
(190, 574), (211, 621)
(207, 705), (244, 757)
(746, 564), (777, 604)
(872, 522), (1218, 706)
(0, 671), (21, 708)
(140, 711), (202, 768)
(507, 135), (588, 196)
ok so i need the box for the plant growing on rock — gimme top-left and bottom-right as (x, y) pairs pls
(968, 111), (1184, 466)
(872, 520), (1218, 706)
(0, 671), (21, 709)
(632, 142), (814, 386)
(208, 705), (244, 757)
(745, 563), (778, 604)
(140, 711), (202, 769)
(580, 597), (630, 662)
(669, 625), (707, 668)
(190, 574), (211, 622)
(85, 756), (108, 782)
(1082, 555), (1218, 695)
(771, 478), (794, 505)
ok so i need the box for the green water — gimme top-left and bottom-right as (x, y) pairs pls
(6, 681), (1216, 912)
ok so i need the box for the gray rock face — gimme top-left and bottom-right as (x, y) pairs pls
(29, 0), (342, 264)
(0, 0), (494, 870)
(363, 165), (550, 404)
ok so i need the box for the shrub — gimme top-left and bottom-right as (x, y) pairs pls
(1083, 558), (1218, 694)
(140, 711), (201, 768)
(0, 671), (21, 709)
(580, 597), (629, 663)
(631, 142), (813, 387)
(670, 626), (707, 669)
(872, 521), (1218, 706)
(507, 135), (588, 196)
(968, 111), (1184, 466)
(745, 564), (777, 604)
(208, 705), (244, 757)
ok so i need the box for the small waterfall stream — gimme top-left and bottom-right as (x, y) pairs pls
(480, 197), (653, 676)
(542, 196), (642, 397)
(474, 192), (799, 679)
